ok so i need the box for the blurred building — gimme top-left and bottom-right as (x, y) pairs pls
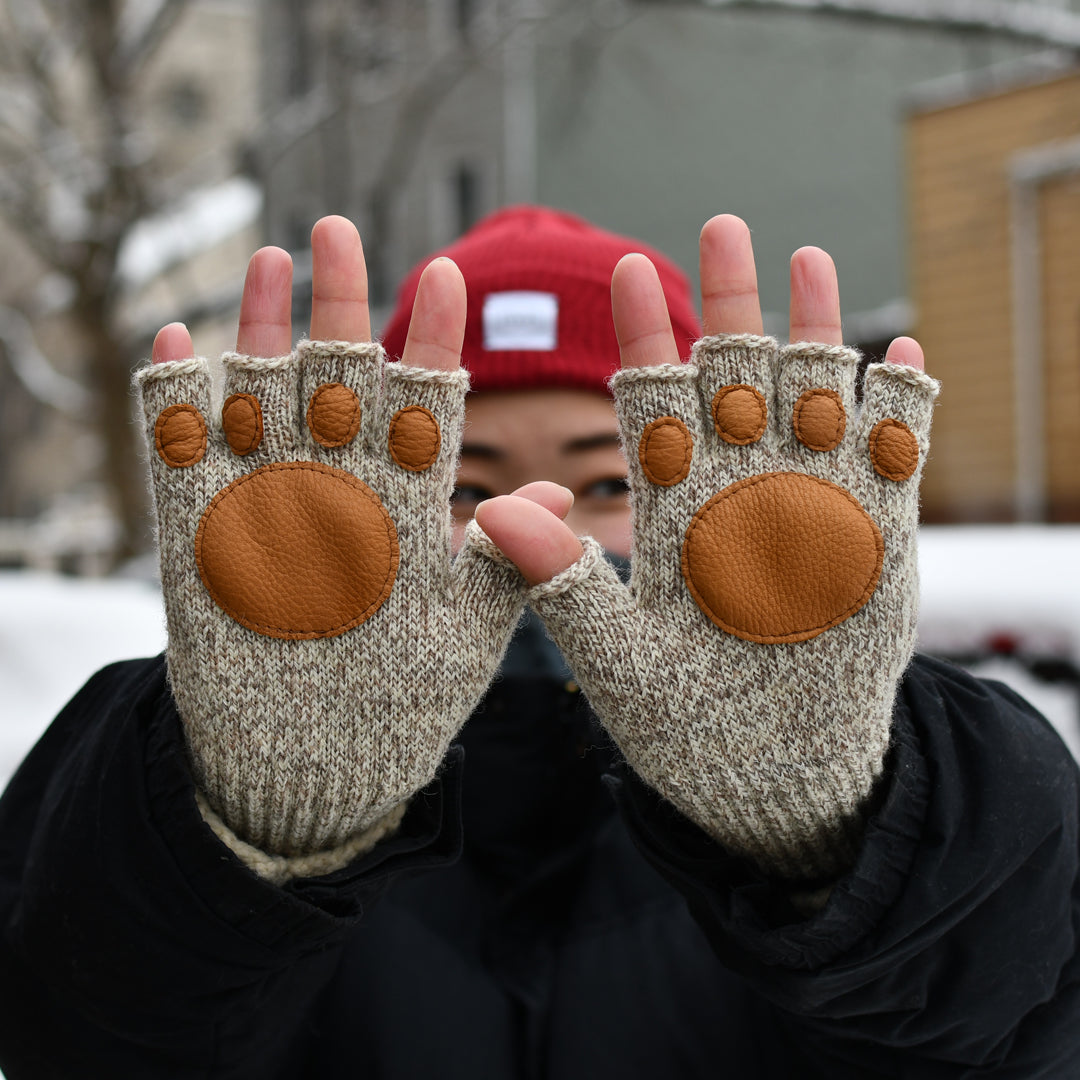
(257, 0), (555, 310)
(909, 60), (1080, 524)
(5, 0), (1080, 573)
(259, 0), (1077, 350)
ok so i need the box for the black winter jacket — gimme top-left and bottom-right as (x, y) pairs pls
(0, 653), (1077, 1078)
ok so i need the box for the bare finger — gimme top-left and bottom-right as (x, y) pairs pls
(699, 215), (763, 336)
(508, 481), (575, 521)
(400, 257), (466, 372)
(475, 494), (584, 586)
(611, 253), (680, 370)
(884, 335), (925, 372)
(236, 246), (293, 357)
(789, 246), (842, 345)
(152, 322), (194, 365)
(310, 216), (371, 343)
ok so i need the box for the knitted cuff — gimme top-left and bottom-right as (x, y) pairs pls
(196, 791), (408, 886)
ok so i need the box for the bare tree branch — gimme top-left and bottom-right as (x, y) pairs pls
(0, 304), (90, 414)
(0, 182), (67, 270)
(0, 0), (70, 130)
(121, 0), (192, 77)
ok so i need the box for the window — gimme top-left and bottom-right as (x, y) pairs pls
(455, 0), (477, 36)
(165, 78), (206, 126)
(452, 161), (481, 236)
(285, 0), (313, 99)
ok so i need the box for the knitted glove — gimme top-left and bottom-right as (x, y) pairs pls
(529, 334), (939, 881)
(137, 340), (525, 880)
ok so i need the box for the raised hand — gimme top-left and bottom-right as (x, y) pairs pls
(140, 217), (528, 880)
(484, 215), (939, 880)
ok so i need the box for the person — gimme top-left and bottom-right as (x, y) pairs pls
(0, 205), (1077, 1078)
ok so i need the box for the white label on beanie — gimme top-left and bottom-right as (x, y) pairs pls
(483, 291), (558, 351)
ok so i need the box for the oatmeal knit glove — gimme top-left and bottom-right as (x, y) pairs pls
(529, 334), (939, 881)
(137, 340), (525, 880)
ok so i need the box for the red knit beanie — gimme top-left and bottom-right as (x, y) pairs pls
(380, 205), (700, 394)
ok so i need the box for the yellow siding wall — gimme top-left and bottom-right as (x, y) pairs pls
(908, 71), (1080, 521)
(1040, 174), (1080, 519)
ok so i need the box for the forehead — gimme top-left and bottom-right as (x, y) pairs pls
(462, 389), (618, 450)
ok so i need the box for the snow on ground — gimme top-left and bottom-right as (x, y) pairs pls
(917, 525), (1080, 662)
(0, 525), (1078, 787)
(918, 525), (1080, 759)
(0, 571), (165, 785)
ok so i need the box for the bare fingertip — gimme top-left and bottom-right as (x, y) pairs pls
(613, 251), (656, 277)
(311, 215), (360, 242)
(507, 481), (576, 520)
(248, 245), (292, 269)
(420, 255), (466, 290)
(403, 260), (466, 371)
(152, 322), (193, 365)
(701, 214), (750, 240)
(884, 336), (925, 371)
(791, 246), (836, 270)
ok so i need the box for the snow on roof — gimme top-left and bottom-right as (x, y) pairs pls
(904, 48), (1079, 113)
(117, 176), (263, 288)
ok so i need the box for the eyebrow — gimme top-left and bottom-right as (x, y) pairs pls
(563, 432), (622, 453)
(460, 432), (622, 460)
(459, 443), (504, 461)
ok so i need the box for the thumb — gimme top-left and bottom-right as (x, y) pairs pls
(475, 493), (584, 587)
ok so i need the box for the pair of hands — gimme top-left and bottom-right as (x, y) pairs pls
(144, 212), (936, 878)
(152, 214), (925, 586)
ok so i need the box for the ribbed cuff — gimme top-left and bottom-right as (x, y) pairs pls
(196, 791), (409, 885)
(698, 746), (888, 881)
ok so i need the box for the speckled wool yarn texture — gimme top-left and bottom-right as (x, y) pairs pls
(137, 340), (527, 878)
(529, 334), (940, 881)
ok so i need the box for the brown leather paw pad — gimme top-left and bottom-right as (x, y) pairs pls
(615, 338), (937, 648)
(221, 393), (264, 456)
(869, 418), (919, 481)
(639, 417), (693, 486)
(307, 382), (362, 447)
(155, 404), (207, 468)
(682, 472), (883, 644)
(142, 344), (468, 650)
(194, 462), (399, 640)
(793, 388), (845, 452)
(388, 406), (441, 472)
(711, 384), (767, 446)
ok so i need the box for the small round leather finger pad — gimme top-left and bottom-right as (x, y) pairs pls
(639, 416), (693, 486)
(389, 406), (441, 472)
(712, 384), (767, 445)
(195, 462), (399, 639)
(793, 388), (846, 452)
(682, 471), (883, 643)
(155, 404), (207, 468)
(222, 393), (264, 456)
(307, 382), (361, 448)
(869, 418), (920, 481)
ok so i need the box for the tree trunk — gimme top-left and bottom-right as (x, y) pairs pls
(78, 295), (153, 564)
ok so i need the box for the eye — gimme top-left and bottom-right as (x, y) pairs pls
(451, 483), (493, 511)
(583, 477), (630, 500)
